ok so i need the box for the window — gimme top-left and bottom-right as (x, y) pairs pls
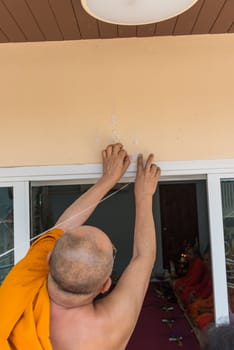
(0, 187), (14, 283)
(1, 159), (234, 324)
(221, 180), (234, 315)
(30, 180), (210, 279)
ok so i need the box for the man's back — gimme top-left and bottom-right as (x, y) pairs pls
(50, 297), (130, 350)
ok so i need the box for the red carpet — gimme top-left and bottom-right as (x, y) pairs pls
(126, 282), (201, 350)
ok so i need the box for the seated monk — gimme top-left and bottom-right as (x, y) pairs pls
(0, 143), (161, 350)
(180, 251), (212, 307)
(174, 246), (205, 295)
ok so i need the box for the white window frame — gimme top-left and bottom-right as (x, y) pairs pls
(2, 158), (234, 324)
(0, 182), (30, 266)
(207, 174), (229, 324)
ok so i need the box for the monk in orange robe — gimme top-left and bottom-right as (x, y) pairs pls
(0, 143), (161, 350)
(174, 247), (205, 294)
(180, 251), (212, 307)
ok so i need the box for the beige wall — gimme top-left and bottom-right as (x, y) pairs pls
(0, 34), (234, 167)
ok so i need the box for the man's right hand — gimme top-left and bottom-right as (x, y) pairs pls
(134, 153), (161, 201)
(101, 143), (130, 186)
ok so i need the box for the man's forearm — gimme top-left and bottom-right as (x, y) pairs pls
(56, 176), (115, 231)
(133, 196), (156, 262)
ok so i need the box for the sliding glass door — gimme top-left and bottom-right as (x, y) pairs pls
(0, 186), (14, 283)
(221, 180), (234, 315)
(2, 160), (234, 324)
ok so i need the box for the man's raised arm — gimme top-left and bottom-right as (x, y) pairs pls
(56, 143), (130, 232)
(118, 153), (161, 292)
(99, 153), (160, 349)
(133, 153), (160, 264)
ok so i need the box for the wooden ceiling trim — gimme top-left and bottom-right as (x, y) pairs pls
(72, 0), (99, 39)
(137, 24), (156, 37)
(118, 25), (137, 38)
(25, 0), (63, 41)
(210, 0), (234, 33)
(229, 23), (234, 33)
(0, 0), (27, 41)
(156, 18), (177, 36)
(98, 21), (118, 39)
(49, 0), (81, 40)
(192, 0), (226, 34)
(4, 0), (45, 41)
(0, 27), (8, 42)
(173, 0), (204, 35)
(0, 0), (233, 43)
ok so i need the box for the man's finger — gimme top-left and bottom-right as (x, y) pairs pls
(106, 145), (113, 156)
(113, 143), (123, 155)
(155, 166), (161, 179)
(119, 149), (127, 159)
(102, 150), (107, 161)
(145, 154), (154, 171)
(137, 154), (143, 173)
(123, 156), (131, 173)
(150, 164), (157, 174)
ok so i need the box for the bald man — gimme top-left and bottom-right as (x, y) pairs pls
(0, 143), (161, 350)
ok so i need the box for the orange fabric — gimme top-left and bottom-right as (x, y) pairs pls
(180, 270), (212, 306)
(189, 295), (213, 320)
(175, 257), (205, 291)
(0, 228), (64, 350)
(196, 312), (214, 330)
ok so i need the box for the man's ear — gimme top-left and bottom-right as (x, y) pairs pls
(47, 251), (52, 266)
(100, 277), (112, 294)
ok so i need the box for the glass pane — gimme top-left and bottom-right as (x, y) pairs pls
(221, 180), (234, 313)
(30, 185), (83, 240)
(0, 187), (14, 284)
(30, 183), (135, 276)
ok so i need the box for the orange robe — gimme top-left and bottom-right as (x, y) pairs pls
(180, 269), (212, 306)
(196, 312), (214, 330)
(0, 228), (63, 350)
(188, 294), (213, 320)
(175, 256), (205, 292)
(188, 295), (214, 330)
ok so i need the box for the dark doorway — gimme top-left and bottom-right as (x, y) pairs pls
(159, 183), (199, 269)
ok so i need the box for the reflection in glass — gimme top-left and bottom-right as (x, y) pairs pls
(30, 185), (83, 240)
(30, 183), (134, 278)
(30, 184), (128, 240)
(0, 188), (14, 283)
(221, 180), (234, 313)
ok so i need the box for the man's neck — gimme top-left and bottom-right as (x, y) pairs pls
(47, 274), (95, 310)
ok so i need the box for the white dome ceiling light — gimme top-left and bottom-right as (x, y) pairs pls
(80, 0), (200, 26)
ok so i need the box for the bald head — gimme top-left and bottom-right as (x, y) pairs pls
(49, 226), (114, 295)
